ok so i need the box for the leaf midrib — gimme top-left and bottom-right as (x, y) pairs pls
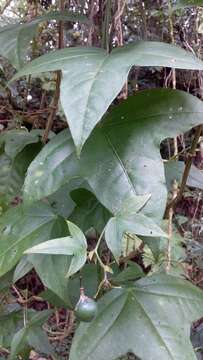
(79, 54), (109, 147)
(77, 289), (175, 360)
(103, 111), (203, 129)
(17, 52), (103, 77)
(135, 287), (203, 301)
(104, 132), (137, 198)
(132, 291), (175, 359)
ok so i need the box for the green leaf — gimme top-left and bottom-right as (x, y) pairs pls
(39, 289), (69, 308)
(27, 327), (53, 355)
(24, 129), (80, 202)
(1, 129), (42, 159)
(48, 179), (85, 218)
(110, 262), (144, 285)
(29, 254), (72, 307)
(12, 43), (203, 152)
(164, 160), (184, 191)
(39, 264), (99, 309)
(0, 130), (43, 207)
(0, 11), (89, 68)
(13, 256), (33, 283)
(0, 271), (13, 293)
(116, 194), (151, 217)
(0, 308), (23, 349)
(28, 309), (52, 327)
(20, 218), (73, 306)
(70, 188), (111, 233)
(9, 310), (53, 360)
(67, 264), (99, 307)
(80, 89), (203, 220)
(0, 201), (59, 277)
(9, 328), (30, 360)
(105, 213), (168, 259)
(0, 153), (23, 206)
(25, 221), (87, 277)
(24, 89), (203, 220)
(164, 160), (203, 191)
(172, 0), (203, 10)
(70, 274), (203, 360)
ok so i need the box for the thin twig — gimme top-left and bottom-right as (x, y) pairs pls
(166, 180), (178, 273)
(114, 0), (128, 98)
(0, 0), (12, 15)
(42, 0), (65, 143)
(168, 0), (178, 156)
(42, 72), (61, 143)
(166, 125), (203, 216)
(87, 0), (98, 46)
(101, 0), (112, 51)
(140, 0), (147, 40)
(0, 346), (10, 355)
(47, 311), (75, 341)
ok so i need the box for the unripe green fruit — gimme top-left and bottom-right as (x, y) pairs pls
(75, 294), (98, 322)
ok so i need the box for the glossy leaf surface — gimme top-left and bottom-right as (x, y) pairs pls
(23, 130), (80, 202)
(0, 11), (89, 68)
(80, 89), (203, 220)
(70, 274), (203, 360)
(9, 310), (53, 359)
(0, 202), (59, 276)
(25, 221), (87, 277)
(23, 90), (203, 222)
(70, 188), (111, 233)
(105, 213), (167, 259)
(12, 43), (203, 152)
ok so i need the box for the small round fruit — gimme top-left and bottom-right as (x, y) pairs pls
(75, 296), (98, 322)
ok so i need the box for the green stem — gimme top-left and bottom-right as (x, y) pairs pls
(95, 224), (107, 252)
